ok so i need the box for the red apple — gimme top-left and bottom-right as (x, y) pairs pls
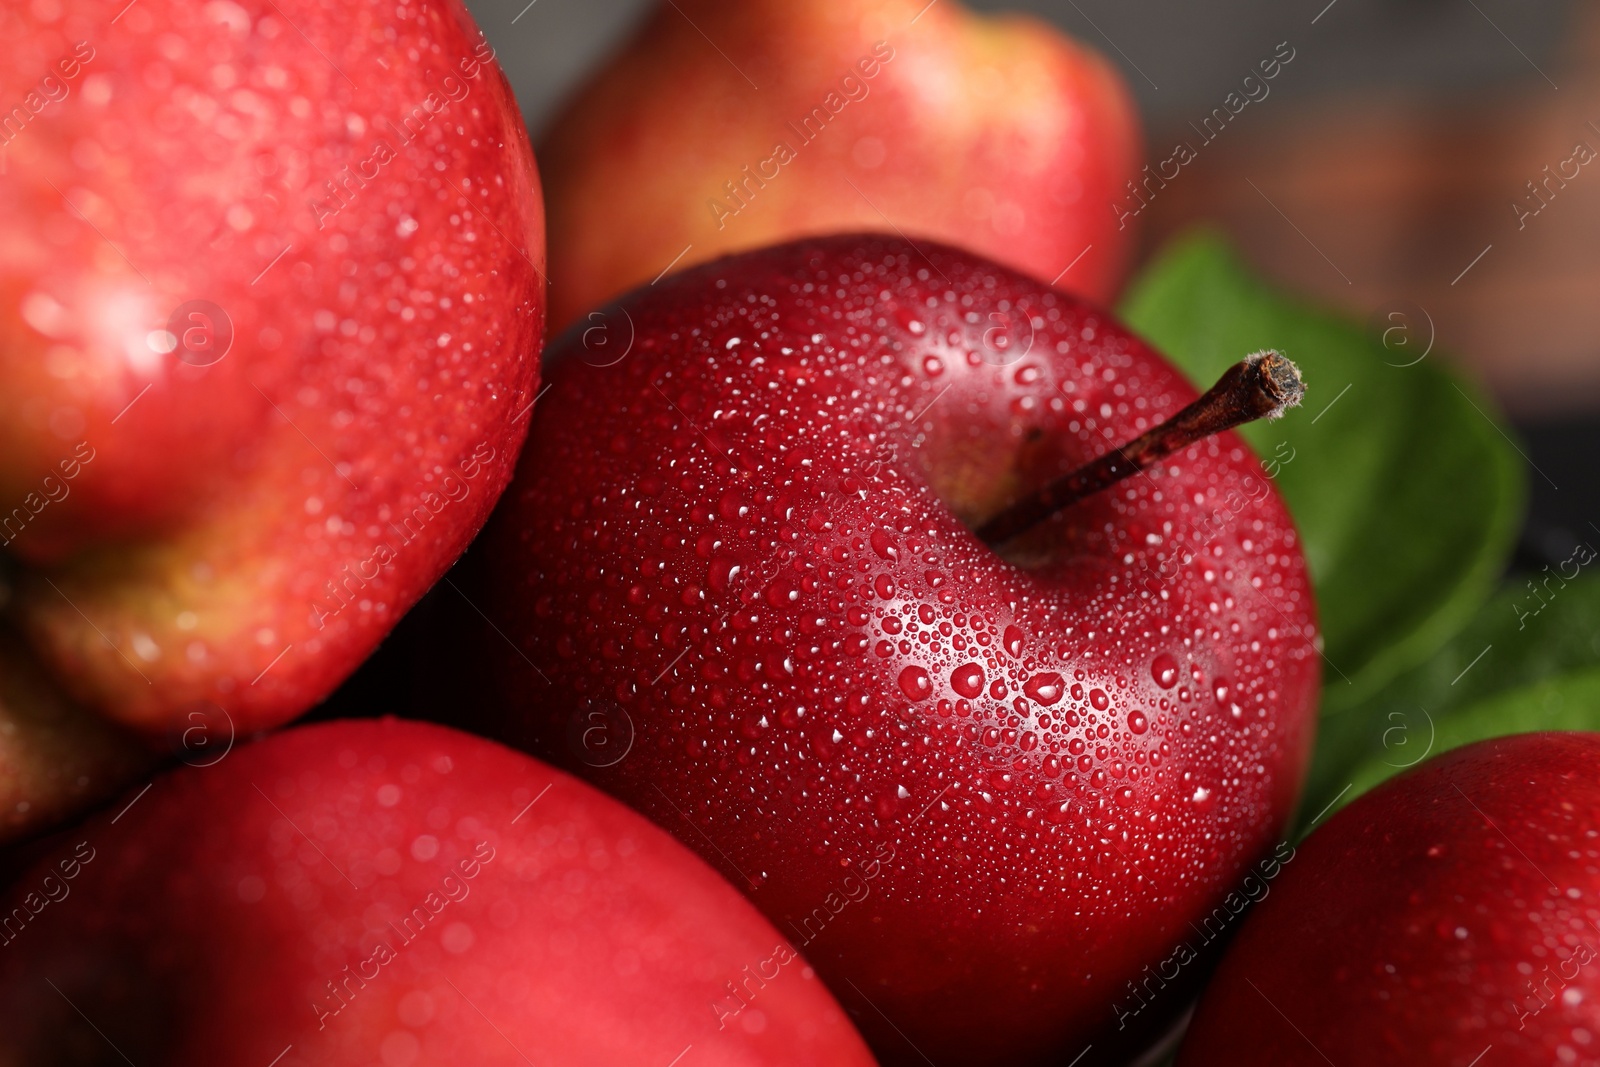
(1179, 731), (1600, 1067)
(0, 717), (877, 1065)
(539, 0), (1141, 331)
(0, 0), (544, 836)
(449, 234), (1321, 1064)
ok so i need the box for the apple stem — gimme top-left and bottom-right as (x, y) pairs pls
(976, 350), (1304, 546)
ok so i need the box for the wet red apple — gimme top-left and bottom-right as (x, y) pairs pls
(539, 0), (1140, 330)
(0, 718), (876, 1065)
(449, 234), (1321, 1064)
(1180, 731), (1600, 1067)
(0, 0), (544, 837)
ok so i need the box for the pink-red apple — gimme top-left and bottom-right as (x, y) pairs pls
(1180, 731), (1600, 1066)
(539, 0), (1141, 330)
(450, 234), (1321, 1064)
(0, 717), (876, 1065)
(0, 0), (544, 837)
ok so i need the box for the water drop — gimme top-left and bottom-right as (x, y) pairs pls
(1152, 652), (1179, 689)
(898, 665), (932, 701)
(1023, 672), (1065, 706)
(708, 557), (742, 594)
(950, 663), (985, 699)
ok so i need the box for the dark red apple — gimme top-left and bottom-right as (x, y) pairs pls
(0, 718), (876, 1065)
(451, 235), (1321, 1064)
(0, 0), (544, 837)
(1179, 731), (1600, 1067)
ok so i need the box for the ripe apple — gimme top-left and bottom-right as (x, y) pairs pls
(538, 0), (1141, 330)
(0, 0), (545, 837)
(1179, 731), (1600, 1067)
(0, 718), (877, 1065)
(448, 234), (1321, 1064)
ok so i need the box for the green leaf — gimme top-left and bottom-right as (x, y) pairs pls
(1344, 668), (1600, 804)
(1301, 566), (1600, 823)
(1119, 232), (1525, 709)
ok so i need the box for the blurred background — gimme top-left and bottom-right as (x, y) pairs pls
(466, 0), (1598, 569)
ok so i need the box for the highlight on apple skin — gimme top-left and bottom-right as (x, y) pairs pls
(539, 0), (1141, 331)
(0, 718), (877, 1066)
(0, 0), (546, 839)
(444, 233), (1321, 1065)
(1179, 731), (1600, 1067)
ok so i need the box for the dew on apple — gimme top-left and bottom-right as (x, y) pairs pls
(1152, 651), (1180, 688)
(1022, 671), (1065, 705)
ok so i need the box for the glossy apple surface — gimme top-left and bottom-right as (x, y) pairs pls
(0, 0), (544, 836)
(453, 235), (1320, 1064)
(0, 718), (876, 1066)
(539, 0), (1140, 330)
(1180, 731), (1600, 1067)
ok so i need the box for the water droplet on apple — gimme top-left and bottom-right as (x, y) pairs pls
(1089, 687), (1110, 711)
(894, 306), (926, 335)
(1002, 625), (1024, 658)
(873, 574), (895, 599)
(708, 556), (741, 594)
(766, 578), (800, 607)
(950, 663), (984, 698)
(870, 529), (898, 560)
(1152, 652), (1179, 689)
(898, 665), (932, 700)
(1127, 710), (1149, 734)
(1023, 672), (1065, 705)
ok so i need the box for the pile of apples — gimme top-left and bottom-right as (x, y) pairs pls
(0, 0), (1592, 1064)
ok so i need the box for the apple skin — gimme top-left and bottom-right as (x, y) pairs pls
(538, 0), (1140, 331)
(451, 234), (1321, 1064)
(0, 718), (877, 1066)
(1179, 731), (1600, 1067)
(0, 0), (544, 835)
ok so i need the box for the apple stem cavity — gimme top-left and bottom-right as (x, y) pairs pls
(976, 350), (1304, 546)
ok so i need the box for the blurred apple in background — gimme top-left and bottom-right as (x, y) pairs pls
(0, 719), (876, 1065)
(0, 0), (544, 838)
(538, 0), (1140, 329)
(448, 235), (1320, 1065)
